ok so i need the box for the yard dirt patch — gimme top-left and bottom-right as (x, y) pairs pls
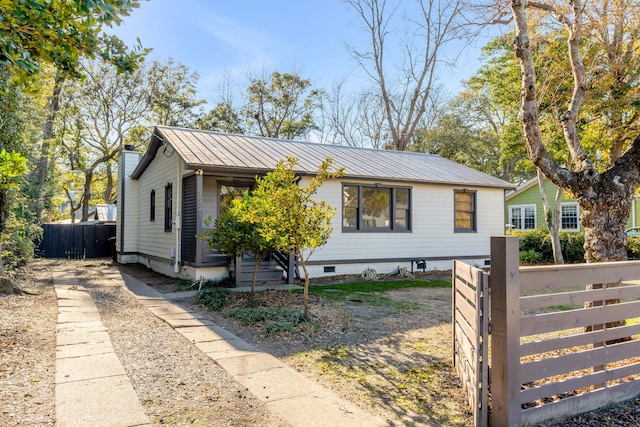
(5, 259), (640, 426)
(129, 264), (474, 426)
(184, 287), (470, 426)
(123, 263), (640, 426)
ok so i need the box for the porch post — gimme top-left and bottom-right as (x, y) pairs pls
(234, 255), (242, 287)
(490, 236), (521, 427)
(287, 252), (295, 285)
(195, 172), (203, 265)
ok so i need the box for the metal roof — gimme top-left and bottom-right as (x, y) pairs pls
(131, 126), (514, 189)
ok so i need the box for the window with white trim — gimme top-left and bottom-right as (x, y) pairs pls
(560, 202), (579, 231)
(509, 205), (536, 230)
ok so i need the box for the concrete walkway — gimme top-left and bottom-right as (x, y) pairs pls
(54, 271), (151, 427)
(54, 267), (387, 427)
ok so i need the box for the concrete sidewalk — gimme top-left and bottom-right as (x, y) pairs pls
(115, 270), (387, 427)
(54, 267), (387, 426)
(54, 271), (151, 427)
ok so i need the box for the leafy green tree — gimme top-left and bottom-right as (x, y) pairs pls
(0, 149), (27, 293)
(0, 0), (148, 78)
(202, 208), (274, 293)
(195, 102), (244, 134)
(242, 157), (345, 316)
(243, 71), (321, 140)
(0, 65), (51, 275)
(147, 58), (206, 127)
(509, 0), (640, 265)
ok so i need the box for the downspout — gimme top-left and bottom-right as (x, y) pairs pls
(174, 156), (182, 274)
(119, 150), (126, 255)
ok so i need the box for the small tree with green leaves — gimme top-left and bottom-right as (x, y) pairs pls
(202, 205), (273, 293)
(243, 156), (345, 316)
(0, 149), (27, 293)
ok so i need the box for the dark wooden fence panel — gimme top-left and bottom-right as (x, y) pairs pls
(39, 223), (115, 259)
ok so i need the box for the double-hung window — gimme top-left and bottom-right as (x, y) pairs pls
(343, 184), (411, 232)
(509, 205), (536, 230)
(560, 202), (579, 231)
(454, 190), (476, 232)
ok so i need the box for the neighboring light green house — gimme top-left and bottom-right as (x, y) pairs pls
(505, 177), (640, 232)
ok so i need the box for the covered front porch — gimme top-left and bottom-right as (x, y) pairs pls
(179, 171), (297, 285)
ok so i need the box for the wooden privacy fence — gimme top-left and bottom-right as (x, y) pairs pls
(452, 260), (489, 426)
(454, 237), (640, 426)
(38, 223), (116, 259)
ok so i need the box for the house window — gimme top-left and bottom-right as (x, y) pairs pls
(454, 190), (476, 232)
(150, 190), (155, 221)
(509, 205), (536, 230)
(342, 184), (411, 232)
(560, 203), (579, 231)
(219, 184), (251, 216)
(164, 183), (173, 232)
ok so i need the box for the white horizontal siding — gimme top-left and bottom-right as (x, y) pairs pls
(117, 151), (140, 254)
(308, 179), (505, 264)
(135, 152), (182, 260)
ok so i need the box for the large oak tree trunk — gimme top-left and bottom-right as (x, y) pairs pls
(578, 187), (632, 331)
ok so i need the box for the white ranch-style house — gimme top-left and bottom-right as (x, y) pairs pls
(116, 126), (514, 283)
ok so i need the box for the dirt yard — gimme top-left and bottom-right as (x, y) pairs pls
(185, 285), (468, 426)
(3, 259), (640, 426)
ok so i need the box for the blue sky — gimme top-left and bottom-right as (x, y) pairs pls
(110, 0), (492, 105)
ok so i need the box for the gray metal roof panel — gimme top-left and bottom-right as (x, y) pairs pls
(152, 126), (514, 188)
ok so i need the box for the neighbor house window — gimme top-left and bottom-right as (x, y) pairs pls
(150, 190), (155, 221)
(164, 183), (173, 232)
(509, 205), (536, 231)
(454, 190), (476, 232)
(560, 202), (579, 231)
(342, 184), (411, 232)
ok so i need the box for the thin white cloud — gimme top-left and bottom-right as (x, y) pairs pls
(195, 12), (280, 64)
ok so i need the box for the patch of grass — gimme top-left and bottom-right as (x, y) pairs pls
(302, 279), (450, 303)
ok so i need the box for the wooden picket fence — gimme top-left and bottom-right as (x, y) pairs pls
(453, 236), (640, 426)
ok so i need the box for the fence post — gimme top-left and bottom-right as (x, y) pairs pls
(490, 236), (521, 427)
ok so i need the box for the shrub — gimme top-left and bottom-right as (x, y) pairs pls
(519, 250), (543, 265)
(224, 307), (310, 336)
(509, 229), (585, 264)
(195, 288), (228, 310)
(628, 236), (640, 260)
(0, 216), (40, 271)
(559, 232), (585, 263)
